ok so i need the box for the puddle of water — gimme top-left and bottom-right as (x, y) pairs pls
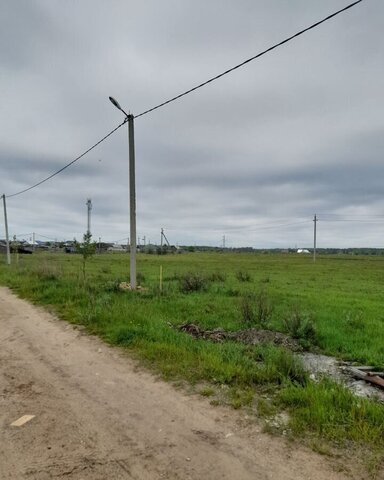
(300, 353), (384, 403)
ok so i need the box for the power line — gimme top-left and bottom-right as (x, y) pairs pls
(320, 218), (383, 224)
(3, 1), (362, 199)
(5, 119), (127, 199)
(318, 213), (384, 218)
(14, 232), (33, 238)
(246, 220), (311, 231)
(35, 233), (62, 240)
(218, 220), (311, 232)
(135, 0), (363, 119)
(163, 220), (310, 232)
(114, 237), (130, 243)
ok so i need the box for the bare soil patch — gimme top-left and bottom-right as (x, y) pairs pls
(179, 323), (302, 350)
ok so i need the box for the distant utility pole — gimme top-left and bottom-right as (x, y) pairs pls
(161, 228), (170, 247)
(313, 214), (317, 263)
(222, 235), (226, 249)
(86, 198), (92, 235)
(2, 194), (11, 265)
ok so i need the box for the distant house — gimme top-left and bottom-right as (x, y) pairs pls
(297, 248), (310, 254)
(0, 241), (7, 254)
(0, 240), (33, 254)
(107, 244), (126, 252)
(24, 240), (39, 247)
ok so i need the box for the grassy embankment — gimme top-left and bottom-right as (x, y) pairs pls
(0, 251), (383, 460)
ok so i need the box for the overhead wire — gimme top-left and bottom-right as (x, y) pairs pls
(319, 218), (384, 224)
(35, 233), (60, 240)
(5, 119), (127, 198)
(14, 233), (33, 238)
(318, 213), (384, 218)
(160, 219), (310, 233)
(135, 0), (363, 119)
(248, 220), (311, 231)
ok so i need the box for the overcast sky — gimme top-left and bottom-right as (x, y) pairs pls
(1, 0), (383, 248)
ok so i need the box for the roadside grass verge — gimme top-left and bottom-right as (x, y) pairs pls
(1, 251), (384, 459)
(279, 378), (384, 449)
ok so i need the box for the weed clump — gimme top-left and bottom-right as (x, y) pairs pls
(207, 271), (226, 282)
(33, 262), (61, 281)
(236, 270), (252, 282)
(136, 272), (146, 285)
(344, 310), (364, 330)
(225, 288), (240, 297)
(240, 290), (273, 327)
(240, 294), (256, 326)
(269, 348), (308, 385)
(252, 345), (308, 386)
(283, 308), (317, 347)
(179, 272), (209, 293)
(104, 279), (124, 292)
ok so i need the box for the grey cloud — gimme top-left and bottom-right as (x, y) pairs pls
(1, 0), (383, 247)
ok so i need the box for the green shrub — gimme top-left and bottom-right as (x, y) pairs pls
(256, 290), (273, 326)
(240, 290), (273, 327)
(104, 279), (124, 292)
(258, 346), (308, 386)
(236, 270), (251, 282)
(207, 271), (226, 282)
(179, 272), (209, 293)
(283, 307), (317, 345)
(240, 294), (256, 326)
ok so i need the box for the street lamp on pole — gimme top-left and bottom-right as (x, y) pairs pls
(109, 96), (137, 290)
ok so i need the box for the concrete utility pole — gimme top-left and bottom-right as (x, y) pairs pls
(109, 96), (137, 290)
(313, 214), (317, 263)
(2, 195), (11, 265)
(86, 198), (92, 235)
(128, 115), (137, 289)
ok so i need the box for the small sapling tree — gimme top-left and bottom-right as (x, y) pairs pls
(76, 231), (97, 279)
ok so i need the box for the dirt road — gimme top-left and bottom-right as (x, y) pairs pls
(0, 286), (363, 479)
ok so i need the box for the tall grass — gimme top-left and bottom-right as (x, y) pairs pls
(280, 378), (384, 446)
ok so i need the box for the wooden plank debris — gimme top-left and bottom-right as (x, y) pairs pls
(349, 367), (384, 389)
(11, 415), (35, 427)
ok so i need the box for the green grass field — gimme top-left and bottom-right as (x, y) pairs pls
(1, 251), (383, 465)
